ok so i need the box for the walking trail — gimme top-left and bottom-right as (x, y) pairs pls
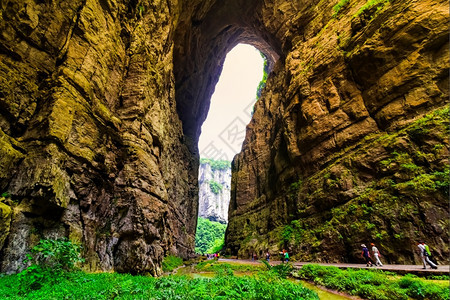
(219, 258), (450, 276)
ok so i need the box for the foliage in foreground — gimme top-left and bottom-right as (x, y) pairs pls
(296, 264), (449, 300)
(195, 217), (226, 254)
(0, 270), (318, 299)
(18, 238), (83, 292)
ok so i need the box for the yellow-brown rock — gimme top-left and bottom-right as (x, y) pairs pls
(0, 0), (448, 274)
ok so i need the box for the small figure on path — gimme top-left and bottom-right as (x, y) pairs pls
(284, 250), (289, 263)
(253, 253), (257, 261)
(266, 251), (270, 262)
(418, 241), (437, 269)
(361, 244), (374, 267)
(371, 243), (383, 266)
(423, 242), (438, 265)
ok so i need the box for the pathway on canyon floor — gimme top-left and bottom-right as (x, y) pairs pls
(218, 259), (450, 275)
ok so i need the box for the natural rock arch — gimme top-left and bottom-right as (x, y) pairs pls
(0, 0), (448, 276)
(173, 0), (281, 148)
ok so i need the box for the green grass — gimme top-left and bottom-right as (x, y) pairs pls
(296, 264), (449, 300)
(0, 270), (318, 299)
(195, 261), (265, 273)
(162, 256), (184, 272)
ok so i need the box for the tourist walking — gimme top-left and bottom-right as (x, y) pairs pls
(284, 250), (289, 263)
(371, 243), (383, 266)
(266, 251), (270, 262)
(418, 242), (437, 269)
(361, 244), (374, 267)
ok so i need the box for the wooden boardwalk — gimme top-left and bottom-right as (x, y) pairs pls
(218, 258), (450, 276)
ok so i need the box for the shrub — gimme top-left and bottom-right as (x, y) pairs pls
(18, 238), (83, 292)
(209, 180), (223, 194)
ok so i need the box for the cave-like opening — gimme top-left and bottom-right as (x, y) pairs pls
(194, 44), (266, 255)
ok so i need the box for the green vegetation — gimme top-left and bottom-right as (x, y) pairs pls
(199, 158), (231, 172)
(278, 107), (449, 257)
(256, 52), (269, 99)
(354, 0), (390, 17)
(16, 238), (83, 292)
(195, 261), (264, 273)
(332, 0), (350, 18)
(296, 264), (449, 300)
(162, 256), (184, 273)
(209, 180), (223, 194)
(195, 217), (226, 254)
(0, 269), (318, 299)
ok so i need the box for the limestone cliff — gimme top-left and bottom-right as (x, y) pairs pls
(225, 0), (449, 264)
(198, 161), (231, 224)
(0, 0), (199, 275)
(0, 0), (448, 275)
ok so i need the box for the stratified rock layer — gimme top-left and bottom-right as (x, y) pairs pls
(226, 0), (449, 264)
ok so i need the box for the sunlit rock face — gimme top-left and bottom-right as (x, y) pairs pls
(0, 0), (448, 275)
(198, 162), (231, 224)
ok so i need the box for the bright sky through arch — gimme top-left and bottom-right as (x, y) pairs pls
(198, 44), (264, 161)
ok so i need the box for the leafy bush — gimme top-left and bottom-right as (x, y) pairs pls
(209, 180), (223, 194)
(162, 256), (184, 272)
(270, 263), (294, 279)
(18, 238), (83, 292)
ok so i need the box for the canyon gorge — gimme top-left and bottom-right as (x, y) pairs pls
(0, 0), (448, 275)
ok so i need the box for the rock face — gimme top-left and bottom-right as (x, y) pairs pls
(225, 0), (449, 264)
(0, 0), (199, 275)
(198, 162), (231, 224)
(0, 0), (448, 275)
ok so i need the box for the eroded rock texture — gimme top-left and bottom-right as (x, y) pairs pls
(0, 0), (448, 274)
(226, 0), (449, 264)
(0, 0), (198, 275)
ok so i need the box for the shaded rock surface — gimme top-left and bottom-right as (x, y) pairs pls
(225, 0), (449, 265)
(198, 162), (231, 224)
(0, 0), (448, 275)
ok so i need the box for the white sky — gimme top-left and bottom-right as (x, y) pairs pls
(198, 44), (264, 161)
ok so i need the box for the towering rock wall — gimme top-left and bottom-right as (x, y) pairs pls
(198, 161), (231, 224)
(226, 0), (449, 264)
(0, 0), (199, 275)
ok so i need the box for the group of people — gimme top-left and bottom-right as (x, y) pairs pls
(251, 250), (289, 263)
(246, 242), (439, 269)
(361, 243), (383, 267)
(361, 241), (438, 269)
(206, 253), (220, 260)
